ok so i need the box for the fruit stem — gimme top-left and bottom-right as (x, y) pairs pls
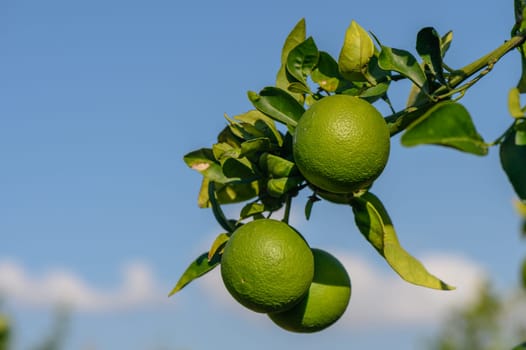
(282, 194), (292, 224)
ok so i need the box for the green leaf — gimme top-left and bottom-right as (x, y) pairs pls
(240, 201), (266, 219)
(266, 176), (303, 198)
(233, 110), (283, 147)
(183, 148), (229, 183)
(378, 46), (428, 91)
(248, 87), (305, 128)
(401, 101), (488, 155)
(416, 27), (446, 84)
(259, 153), (299, 178)
(212, 142), (240, 162)
(276, 18), (306, 103)
(338, 20), (375, 81)
(286, 37), (319, 85)
(280, 18), (306, 65)
(500, 127), (526, 201)
(350, 192), (455, 290)
(208, 233), (230, 261)
(168, 252), (221, 296)
(221, 157), (256, 179)
(197, 177), (259, 208)
(511, 342), (526, 350)
(509, 87), (524, 118)
(440, 31), (453, 58)
(311, 51), (343, 92)
(304, 196), (317, 220)
(240, 138), (272, 156)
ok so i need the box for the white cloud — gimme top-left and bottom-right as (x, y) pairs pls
(199, 250), (488, 329)
(0, 260), (169, 312)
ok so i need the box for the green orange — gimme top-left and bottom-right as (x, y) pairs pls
(220, 219), (314, 313)
(293, 94), (390, 194)
(268, 248), (351, 333)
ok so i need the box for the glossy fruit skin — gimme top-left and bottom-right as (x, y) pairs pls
(293, 95), (390, 194)
(268, 248), (351, 333)
(220, 219), (314, 313)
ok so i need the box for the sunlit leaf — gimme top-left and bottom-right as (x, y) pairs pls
(311, 51), (343, 92)
(208, 233), (230, 261)
(350, 192), (455, 290)
(286, 37), (319, 85)
(248, 87), (305, 128)
(259, 153), (299, 178)
(266, 177), (303, 198)
(509, 87), (524, 118)
(440, 31), (453, 58)
(401, 101), (488, 155)
(378, 46), (428, 91)
(500, 127), (526, 201)
(183, 148), (229, 183)
(198, 178), (259, 208)
(338, 20), (375, 81)
(240, 201), (266, 219)
(276, 18), (306, 102)
(168, 252), (221, 296)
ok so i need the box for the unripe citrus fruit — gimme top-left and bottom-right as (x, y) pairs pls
(220, 219), (314, 313)
(269, 248), (351, 333)
(293, 94), (390, 194)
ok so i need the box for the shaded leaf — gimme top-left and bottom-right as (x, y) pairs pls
(338, 20), (375, 81)
(401, 101), (488, 155)
(168, 252), (221, 296)
(351, 192), (455, 290)
(208, 181), (236, 232)
(233, 110), (283, 147)
(500, 127), (526, 201)
(248, 87), (305, 128)
(416, 27), (446, 84)
(240, 138), (272, 156)
(378, 46), (427, 91)
(221, 157), (256, 179)
(286, 37), (319, 85)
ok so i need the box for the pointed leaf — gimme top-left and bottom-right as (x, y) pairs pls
(266, 176), (303, 198)
(286, 37), (319, 85)
(338, 21), (375, 80)
(276, 18), (306, 102)
(500, 127), (526, 200)
(240, 201), (266, 219)
(198, 177), (260, 208)
(183, 148), (229, 183)
(248, 87), (305, 128)
(280, 18), (306, 65)
(351, 192), (455, 290)
(168, 252), (221, 296)
(233, 110), (283, 147)
(416, 27), (446, 84)
(440, 31), (453, 58)
(208, 233), (230, 261)
(259, 153), (299, 178)
(401, 101), (488, 155)
(311, 51), (343, 92)
(378, 46), (427, 91)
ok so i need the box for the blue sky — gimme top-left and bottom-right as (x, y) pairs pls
(1, 0), (525, 349)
